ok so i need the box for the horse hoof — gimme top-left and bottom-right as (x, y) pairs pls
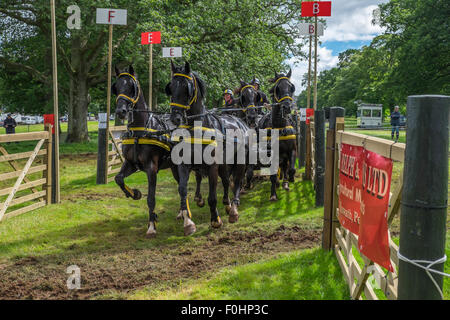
(282, 182), (290, 191)
(146, 223), (157, 238)
(184, 223), (196, 236)
(211, 217), (223, 229)
(270, 195), (278, 202)
(229, 205), (239, 223)
(176, 210), (183, 220)
(132, 189), (142, 200)
(225, 204), (232, 215)
(196, 198), (205, 208)
(289, 177), (295, 183)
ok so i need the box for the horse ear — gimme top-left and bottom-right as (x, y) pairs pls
(286, 68), (292, 79)
(114, 66), (120, 77)
(184, 61), (191, 74)
(240, 80), (246, 87)
(165, 82), (172, 96)
(268, 77), (276, 83)
(170, 60), (176, 73)
(128, 65), (135, 75)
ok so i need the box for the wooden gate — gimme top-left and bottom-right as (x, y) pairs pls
(0, 125), (53, 221)
(323, 119), (406, 299)
(106, 125), (126, 184)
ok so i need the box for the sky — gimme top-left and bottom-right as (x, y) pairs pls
(289, 0), (389, 94)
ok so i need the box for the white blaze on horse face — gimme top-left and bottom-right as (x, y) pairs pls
(67, 5), (81, 30)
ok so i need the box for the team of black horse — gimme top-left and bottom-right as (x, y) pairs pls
(112, 62), (297, 238)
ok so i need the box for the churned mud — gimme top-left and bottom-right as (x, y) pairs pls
(0, 226), (320, 300)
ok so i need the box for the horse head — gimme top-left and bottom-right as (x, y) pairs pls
(237, 80), (259, 128)
(165, 61), (205, 126)
(268, 69), (295, 117)
(112, 65), (143, 120)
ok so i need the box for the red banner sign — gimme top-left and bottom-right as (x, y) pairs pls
(141, 31), (161, 45)
(301, 1), (332, 17)
(358, 150), (393, 272)
(338, 144), (394, 272)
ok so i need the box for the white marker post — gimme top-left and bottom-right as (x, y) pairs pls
(299, 23), (323, 110)
(96, 8), (127, 184)
(141, 32), (162, 110)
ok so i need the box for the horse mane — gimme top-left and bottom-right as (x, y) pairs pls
(192, 72), (206, 98)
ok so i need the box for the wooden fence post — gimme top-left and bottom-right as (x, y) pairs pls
(45, 124), (53, 205)
(322, 107), (345, 250)
(314, 109), (325, 207)
(398, 95), (449, 300)
(304, 122), (312, 180)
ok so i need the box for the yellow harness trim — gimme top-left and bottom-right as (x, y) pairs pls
(169, 102), (190, 110)
(264, 135), (296, 141)
(265, 126), (294, 130)
(240, 84), (255, 93)
(277, 96), (294, 103)
(122, 138), (171, 151)
(173, 73), (193, 81)
(177, 125), (216, 132)
(171, 136), (218, 147)
(128, 128), (170, 138)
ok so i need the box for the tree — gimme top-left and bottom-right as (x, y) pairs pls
(1, 0), (307, 142)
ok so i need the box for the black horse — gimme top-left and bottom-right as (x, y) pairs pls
(166, 61), (249, 235)
(258, 69), (297, 201)
(113, 65), (201, 238)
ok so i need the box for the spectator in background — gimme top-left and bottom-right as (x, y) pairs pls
(3, 114), (17, 134)
(390, 106), (401, 141)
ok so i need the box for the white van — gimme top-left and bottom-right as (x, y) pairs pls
(357, 104), (383, 128)
(22, 116), (37, 125)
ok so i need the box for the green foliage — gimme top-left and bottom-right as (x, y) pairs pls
(0, 0), (306, 117)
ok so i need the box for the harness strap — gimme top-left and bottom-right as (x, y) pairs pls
(122, 138), (171, 151)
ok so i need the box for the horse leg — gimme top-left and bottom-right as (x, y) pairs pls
(208, 164), (222, 228)
(170, 165), (184, 220)
(245, 164), (254, 189)
(115, 160), (140, 200)
(270, 173), (278, 201)
(145, 157), (159, 238)
(288, 148), (296, 183)
(230, 164), (245, 223)
(218, 165), (231, 214)
(194, 170), (205, 207)
(282, 158), (290, 191)
(178, 164), (196, 236)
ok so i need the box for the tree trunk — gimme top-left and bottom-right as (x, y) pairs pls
(66, 36), (89, 143)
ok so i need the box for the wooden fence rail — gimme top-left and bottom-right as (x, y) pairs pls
(0, 125), (52, 222)
(106, 126), (127, 184)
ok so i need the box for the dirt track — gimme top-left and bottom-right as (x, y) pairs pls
(0, 226), (320, 299)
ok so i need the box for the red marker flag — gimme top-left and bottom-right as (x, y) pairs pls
(301, 1), (332, 17)
(141, 31), (161, 45)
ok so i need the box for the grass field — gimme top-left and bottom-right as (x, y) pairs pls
(0, 118), (447, 300)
